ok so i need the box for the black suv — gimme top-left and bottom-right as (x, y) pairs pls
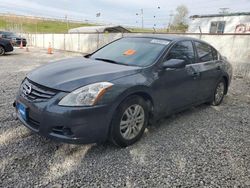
(0, 38), (14, 56)
(0, 31), (27, 47)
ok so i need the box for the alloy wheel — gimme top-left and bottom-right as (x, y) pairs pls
(0, 46), (5, 56)
(120, 104), (145, 140)
(214, 82), (225, 104)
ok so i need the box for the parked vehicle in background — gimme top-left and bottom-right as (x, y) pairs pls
(14, 35), (233, 147)
(0, 31), (27, 47)
(0, 38), (14, 56)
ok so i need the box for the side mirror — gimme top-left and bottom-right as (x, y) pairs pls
(162, 59), (186, 69)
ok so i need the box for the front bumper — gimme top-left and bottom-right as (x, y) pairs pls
(14, 92), (114, 144)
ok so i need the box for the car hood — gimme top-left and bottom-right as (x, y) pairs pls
(27, 57), (141, 92)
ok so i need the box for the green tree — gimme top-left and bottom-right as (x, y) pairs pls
(170, 5), (189, 32)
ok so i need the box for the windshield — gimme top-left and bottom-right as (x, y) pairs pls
(90, 37), (170, 67)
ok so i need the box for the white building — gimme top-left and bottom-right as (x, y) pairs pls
(188, 12), (250, 34)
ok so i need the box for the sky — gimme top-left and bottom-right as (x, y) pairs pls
(0, 0), (250, 28)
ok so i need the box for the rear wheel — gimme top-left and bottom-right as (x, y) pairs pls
(110, 96), (149, 147)
(212, 79), (226, 106)
(0, 46), (5, 56)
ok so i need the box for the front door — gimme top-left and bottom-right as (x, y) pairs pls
(152, 40), (201, 115)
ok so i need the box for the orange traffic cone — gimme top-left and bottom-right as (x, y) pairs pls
(47, 42), (53, 54)
(20, 40), (23, 49)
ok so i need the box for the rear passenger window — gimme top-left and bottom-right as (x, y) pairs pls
(195, 42), (214, 62)
(166, 41), (195, 64)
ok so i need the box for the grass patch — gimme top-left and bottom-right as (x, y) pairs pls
(0, 16), (96, 33)
(0, 15), (171, 34)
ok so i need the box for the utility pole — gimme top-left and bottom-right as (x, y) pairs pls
(168, 11), (174, 32)
(65, 14), (69, 31)
(136, 9), (144, 29)
(141, 9), (144, 29)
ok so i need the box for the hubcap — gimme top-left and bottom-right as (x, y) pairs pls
(215, 82), (224, 103)
(0, 47), (4, 55)
(120, 104), (145, 140)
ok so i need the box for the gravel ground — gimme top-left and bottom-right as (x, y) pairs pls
(0, 48), (250, 188)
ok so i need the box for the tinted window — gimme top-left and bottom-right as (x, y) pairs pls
(195, 42), (214, 62)
(90, 37), (170, 67)
(165, 41), (195, 64)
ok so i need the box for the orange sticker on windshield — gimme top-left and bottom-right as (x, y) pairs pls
(123, 49), (136, 56)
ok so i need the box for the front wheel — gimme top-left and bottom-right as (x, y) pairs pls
(110, 96), (149, 147)
(0, 46), (5, 56)
(212, 79), (226, 106)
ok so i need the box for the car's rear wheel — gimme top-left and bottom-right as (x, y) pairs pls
(212, 79), (226, 106)
(110, 96), (149, 147)
(0, 46), (5, 56)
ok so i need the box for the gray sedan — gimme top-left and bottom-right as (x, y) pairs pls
(14, 35), (233, 147)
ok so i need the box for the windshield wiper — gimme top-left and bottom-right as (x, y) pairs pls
(94, 58), (128, 66)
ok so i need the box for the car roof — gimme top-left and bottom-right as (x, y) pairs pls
(125, 34), (204, 43)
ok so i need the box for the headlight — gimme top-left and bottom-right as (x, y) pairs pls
(58, 82), (113, 106)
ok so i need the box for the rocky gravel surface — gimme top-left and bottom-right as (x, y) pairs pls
(0, 48), (250, 187)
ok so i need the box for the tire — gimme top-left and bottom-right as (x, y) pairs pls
(110, 96), (149, 147)
(211, 79), (226, 106)
(0, 46), (5, 56)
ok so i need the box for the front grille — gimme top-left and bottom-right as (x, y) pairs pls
(20, 78), (57, 102)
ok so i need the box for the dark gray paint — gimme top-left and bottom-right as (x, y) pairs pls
(0, 38), (14, 52)
(15, 35), (233, 144)
(28, 57), (141, 91)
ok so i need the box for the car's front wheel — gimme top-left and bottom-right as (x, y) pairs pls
(110, 96), (149, 147)
(0, 46), (5, 56)
(212, 79), (226, 106)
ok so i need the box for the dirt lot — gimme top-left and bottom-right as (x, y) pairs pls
(0, 48), (250, 187)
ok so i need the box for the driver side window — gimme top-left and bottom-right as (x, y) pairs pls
(165, 41), (195, 65)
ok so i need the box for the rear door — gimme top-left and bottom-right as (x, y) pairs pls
(193, 41), (222, 100)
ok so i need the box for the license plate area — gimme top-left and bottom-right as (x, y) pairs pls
(17, 102), (28, 121)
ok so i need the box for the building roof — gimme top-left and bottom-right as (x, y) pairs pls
(126, 34), (201, 42)
(190, 12), (250, 19)
(68, 25), (130, 33)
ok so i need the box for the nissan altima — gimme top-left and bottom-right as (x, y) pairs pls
(14, 35), (233, 147)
